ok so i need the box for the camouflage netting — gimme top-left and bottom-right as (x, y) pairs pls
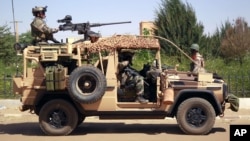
(75, 35), (160, 53)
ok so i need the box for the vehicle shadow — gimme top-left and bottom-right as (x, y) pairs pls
(0, 122), (44, 135)
(73, 122), (226, 135)
(0, 122), (226, 136)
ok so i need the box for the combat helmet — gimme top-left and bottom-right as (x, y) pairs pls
(190, 43), (199, 51)
(32, 6), (47, 16)
(118, 49), (135, 62)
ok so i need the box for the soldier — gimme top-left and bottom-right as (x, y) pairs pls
(30, 6), (59, 45)
(118, 49), (149, 103)
(189, 43), (206, 75)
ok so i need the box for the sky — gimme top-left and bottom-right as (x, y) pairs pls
(1, 0), (250, 41)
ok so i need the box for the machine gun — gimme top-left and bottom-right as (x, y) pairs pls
(58, 15), (131, 42)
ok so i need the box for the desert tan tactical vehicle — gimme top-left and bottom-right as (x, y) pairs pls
(13, 19), (238, 135)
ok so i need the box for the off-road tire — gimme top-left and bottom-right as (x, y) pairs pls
(39, 99), (78, 136)
(176, 97), (216, 135)
(68, 66), (107, 104)
(77, 114), (86, 126)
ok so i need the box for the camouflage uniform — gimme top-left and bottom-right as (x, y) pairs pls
(118, 61), (144, 96)
(31, 6), (59, 44)
(118, 50), (148, 103)
(190, 52), (205, 74)
(190, 44), (206, 74)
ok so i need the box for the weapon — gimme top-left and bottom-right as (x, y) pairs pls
(123, 66), (149, 86)
(57, 15), (131, 42)
(124, 66), (141, 77)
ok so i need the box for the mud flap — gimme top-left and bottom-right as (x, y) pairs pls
(226, 94), (239, 112)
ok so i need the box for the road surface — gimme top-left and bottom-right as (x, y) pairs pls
(0, 111), (249, 141)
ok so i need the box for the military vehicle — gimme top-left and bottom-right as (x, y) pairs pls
(12, 16), (238, 136)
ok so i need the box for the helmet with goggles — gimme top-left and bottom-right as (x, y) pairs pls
(32, 6), (47, 16)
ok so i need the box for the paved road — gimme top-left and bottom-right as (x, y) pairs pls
(0, 110), (250, 141)
(0, 100), (249, 141)
(0, 116), (249, 141)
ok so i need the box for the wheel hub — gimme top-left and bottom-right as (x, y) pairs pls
(186, 107), (207, 127)
(83, 80), (92, 89)
(49, 110), (67, 128)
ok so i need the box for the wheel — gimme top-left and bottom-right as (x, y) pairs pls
(68, 66), (107, 103)
(176, 98), (216, 135)
(39, 99), (78, 136)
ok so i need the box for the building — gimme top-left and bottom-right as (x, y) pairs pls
(139, 21), (155, 35)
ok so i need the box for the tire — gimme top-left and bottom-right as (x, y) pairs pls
(68, 66), (107, 104)
(77, 114), (86, 126)
(39, 99), (78, 136)
(176, 98), (216, 135)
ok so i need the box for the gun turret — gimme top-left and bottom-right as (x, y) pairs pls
(58, 15), (131, 42)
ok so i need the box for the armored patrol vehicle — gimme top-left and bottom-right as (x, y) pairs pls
(12, 16), (238, 136)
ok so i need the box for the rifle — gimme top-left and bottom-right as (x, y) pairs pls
(124, 66), (141, 77)
(57, 15), (131, 42)
(123, 66), (149, 86)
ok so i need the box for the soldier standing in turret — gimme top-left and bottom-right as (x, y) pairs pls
(190, 43), (206, 74)
(30, 6), (59, 45)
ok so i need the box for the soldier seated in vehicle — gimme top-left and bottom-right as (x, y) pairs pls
(30, 6), (60, 45)
(117, 49), (149, 103)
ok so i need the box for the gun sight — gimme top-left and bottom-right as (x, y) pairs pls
(57, 15), (72, 23)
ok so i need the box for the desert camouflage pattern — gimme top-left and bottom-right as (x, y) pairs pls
(30, 17), (56, 42)
(118, 61), (144, 96)
(75, 35), (160, 53)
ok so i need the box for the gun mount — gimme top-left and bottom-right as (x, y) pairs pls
(58, 15), (131, 42)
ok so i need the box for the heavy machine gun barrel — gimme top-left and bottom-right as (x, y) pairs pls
(89, 21), (132, 27)
(57, 15), (131, 41)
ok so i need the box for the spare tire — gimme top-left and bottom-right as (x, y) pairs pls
(68, 66), (107, 104)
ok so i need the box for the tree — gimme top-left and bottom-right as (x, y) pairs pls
(220, 17), (250, 65)
(0, 25), (16, 66)
(19, 31), (33, 45)
(154, 0), (204, 58)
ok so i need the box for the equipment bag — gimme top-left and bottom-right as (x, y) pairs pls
(226, 94), (239, 112)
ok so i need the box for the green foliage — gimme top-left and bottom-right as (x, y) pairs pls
(133, 49), (156, 70)
(19, 31), (33, 45)
(154, 0), (204, 57)
(0, 25), (16, 66)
